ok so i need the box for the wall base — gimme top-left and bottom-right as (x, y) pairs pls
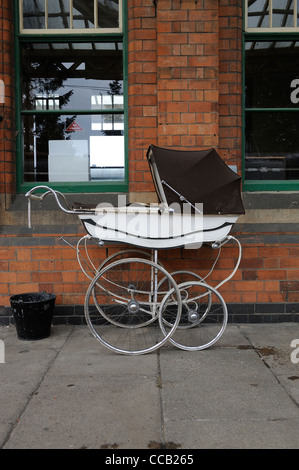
(1, 304), (299, 328)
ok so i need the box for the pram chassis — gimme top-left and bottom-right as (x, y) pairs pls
(25, 183), (242, 355)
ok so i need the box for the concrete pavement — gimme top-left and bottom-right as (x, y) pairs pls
(0, 322), (299, 449)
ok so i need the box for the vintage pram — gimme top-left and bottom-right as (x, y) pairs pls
(25, 145), (245, 355)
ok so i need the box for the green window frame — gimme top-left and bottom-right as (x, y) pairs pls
(14, 0), (128, 194)
(243, 1), (299, 191)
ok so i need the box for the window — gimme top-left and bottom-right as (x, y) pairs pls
(244, 1), (299, 190)
(16, 1), (127, 193)
(245, 0), (299, 31)
(20, 0), (122, 33)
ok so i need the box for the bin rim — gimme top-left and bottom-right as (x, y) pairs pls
(10, 291), (56, 304)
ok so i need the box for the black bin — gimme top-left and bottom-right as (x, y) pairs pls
(10, 292), (56, 340)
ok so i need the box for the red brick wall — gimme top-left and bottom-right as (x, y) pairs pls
(0, 243), (95, 307)
(2, 241), (299, 309)
(128, 0), (158, 193)
(219, 0), (243, 171)
(0, 0), (298, 320)
(0, 0), (15, 196)
(128, 0), (243, 193)
(156, 0), (219, 150)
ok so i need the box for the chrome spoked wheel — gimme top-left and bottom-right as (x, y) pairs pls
(84, 258), (182, 355)
(160, 281), (227, 351)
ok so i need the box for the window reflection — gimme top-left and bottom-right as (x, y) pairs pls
(247, 0), (298, 29)
(97, 0), (119, 28)
(23, 114), (124, 182)
(73, 0), (95, 28)
(47, 0), (70, 29)
(21, 41), (124, 183)
(23, 0), (45, 29)
(245, 40), (299, 108)
(22, 0), (120, 31)
(21, 42), (123, 111)
(245, 40), (299, 181)
(248, 0), (269, 28)
(272, 0), (294, 27)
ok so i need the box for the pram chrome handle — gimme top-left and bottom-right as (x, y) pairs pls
(25, 185), (77, 228)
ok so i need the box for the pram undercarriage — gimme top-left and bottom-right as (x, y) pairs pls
(25, 145), (244, 355)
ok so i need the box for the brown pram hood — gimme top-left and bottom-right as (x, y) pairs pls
(147, 145), (245, 215)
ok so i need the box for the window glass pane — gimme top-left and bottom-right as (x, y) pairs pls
(73, 0), (95, 28)
(248, 0), (269, 28)
(245, 40), (299, 108)
(98, 0), (119, 28)
(272, 0), (294, 27)
(21, 42), (123, 111)
(23, 0), (45, 29)
(48, 0), (70, 29)
(23, 114), (124, 182)
(245, 112), (299, 180)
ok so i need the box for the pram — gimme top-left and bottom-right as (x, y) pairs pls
(25, 145), (245, 355)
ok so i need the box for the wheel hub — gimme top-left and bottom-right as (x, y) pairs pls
(127, 300), (140, 314)
(188, 310), (200, 323)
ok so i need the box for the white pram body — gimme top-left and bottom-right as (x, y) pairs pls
(78, 207), (239, 249)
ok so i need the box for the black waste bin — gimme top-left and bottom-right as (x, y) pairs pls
(10, 292), (56, 340)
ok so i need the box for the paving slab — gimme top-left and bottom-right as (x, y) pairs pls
(160, 347), (299, 449)
(239, 323), (299, 407)
(0, 325), (71, 446)
(0, 323), (299, 450)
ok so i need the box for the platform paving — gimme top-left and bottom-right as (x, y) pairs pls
(0, 323), (299, 450)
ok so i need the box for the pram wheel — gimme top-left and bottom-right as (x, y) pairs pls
(84, 258), (182, 355)
(160, 281), (227, 351)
